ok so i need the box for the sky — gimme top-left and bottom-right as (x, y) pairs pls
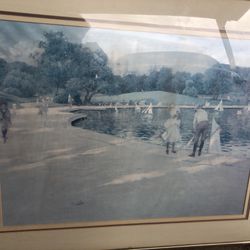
(0, 18), (249, 68)
(0, 20), (88, 64)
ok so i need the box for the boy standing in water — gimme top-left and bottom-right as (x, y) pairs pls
(0, 102), (12, 143)
(162, 108), (181, 154)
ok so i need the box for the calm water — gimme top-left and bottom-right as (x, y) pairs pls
(74, 108), (250, 155)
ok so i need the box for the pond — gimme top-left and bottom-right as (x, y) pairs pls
(73, 107), (250, 156)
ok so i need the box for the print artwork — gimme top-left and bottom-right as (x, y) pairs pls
(0, 18), (249, 229)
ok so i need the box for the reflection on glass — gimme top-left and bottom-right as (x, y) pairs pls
(0, 7), (249, 228)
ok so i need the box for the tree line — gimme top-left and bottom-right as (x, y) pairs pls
(0, 31), (249, 104)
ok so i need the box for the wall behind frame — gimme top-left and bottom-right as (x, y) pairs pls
(0, 0), (250, 29)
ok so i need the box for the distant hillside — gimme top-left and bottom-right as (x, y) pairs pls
(93, 91), (204, 105)
(112, 51), (219, 75)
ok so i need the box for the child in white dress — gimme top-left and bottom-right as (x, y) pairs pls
(162, 109), (181, 154)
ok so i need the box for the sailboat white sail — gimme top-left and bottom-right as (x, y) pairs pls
(204, 101), (210, 107)
(214, 100), (224, 111)
(135, 103), (141, 112)
(208, 117), (221, 154)
(143, 103), (153, 114)
(237, 110), (242, 116)
(147, 103), (153, 114)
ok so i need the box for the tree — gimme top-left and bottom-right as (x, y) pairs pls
(143, 70), (159, 91)
(204, 64), (233, 99)
(136, 74), (147, 92)
(121, 74), (138, 93)
(171, 71), (192, 94)
(36, 31), (113, 104)
(37, 32), (74, 94)
(182, 80), (198, 97)
(0, 58), (8, 86)
(156, 67), (173, 91)
(0, 61), (37, 98)
(71, 50), (113, 104)
(2, 69), (37, 97)
(108, 75), (124, 95)
(192, 73), (205, 94)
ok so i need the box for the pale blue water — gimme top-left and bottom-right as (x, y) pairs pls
(74, 108), (250, 155)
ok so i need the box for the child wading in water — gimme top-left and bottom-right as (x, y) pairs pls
(162, 109), (181, 154)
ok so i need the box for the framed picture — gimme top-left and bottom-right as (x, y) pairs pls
(0, 0), (250, 249)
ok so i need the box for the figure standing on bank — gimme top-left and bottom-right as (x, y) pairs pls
(162, 108), (181, 154)
(0, 101), (12, 143)
(189, 105), (209, 157)
(68, 94), (73, 108)
(38, 97), (49, 127)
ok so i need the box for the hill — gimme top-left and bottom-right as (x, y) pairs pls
(92, 91), (204, 105)
(112, 51), (219, 75)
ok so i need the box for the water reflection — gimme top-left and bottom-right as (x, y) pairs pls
(74, 108), (250, 155)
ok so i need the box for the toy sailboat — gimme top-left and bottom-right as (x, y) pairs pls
(215, 100), (224, 111)
(208, 117), (221, 154)
(204, 101), (210, 107)
(135, 103), (141, 112)
(143, 103), (153, 114)
(114, 105), (118, 112)
(237, 110), (242, 116)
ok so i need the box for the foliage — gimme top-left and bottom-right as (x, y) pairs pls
(0, 30), (249, 102)
(107, 75), (124, 95)
(37, 31), (113, 104)
(204, 64), (233, 99)
(2, 69), (36, 97)
(0, 58), (8, 86)
(182, 80), (198, 97)
(37, 32), (76, 93)
(143, 70), (159, 91)
(53, 89), (68, 104)
(191, 73), (206, 94)
(171, 71), (191, 94)
(156, 68), (173, 92)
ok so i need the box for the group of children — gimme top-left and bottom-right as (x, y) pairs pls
(0, 98), (209, 157)
(0, 97), (50, 144)
(162, 105), (209, 157)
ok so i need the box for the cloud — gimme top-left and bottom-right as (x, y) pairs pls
(7, 41), (41, 64)
(82, 28), (231, 66)
(0, 19), (249, 68)
(0, 20), (88, 64)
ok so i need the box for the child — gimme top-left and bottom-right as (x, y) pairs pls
(68, 94), (73, 108)
(0, 102), (12, 143)
(162, 109), (181, 154)
(38, 97), (49, 127)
